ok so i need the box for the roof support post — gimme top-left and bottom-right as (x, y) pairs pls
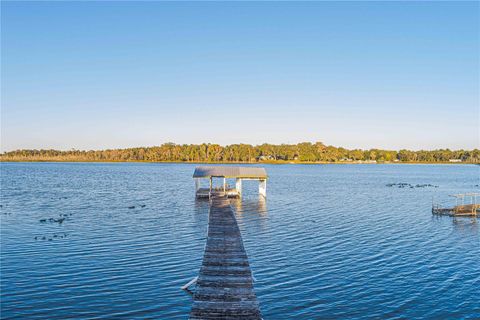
(209, 177), (212, 199)
(194, 178), (200, 198)
(223, 177), (226, 195)
(236, 178), (242, 198)
(259, 179), (267, 198)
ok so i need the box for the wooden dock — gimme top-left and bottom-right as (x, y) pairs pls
(432, 193), (480, 217)
(432, 204), (480, 217)
(190, 197), (262, 320)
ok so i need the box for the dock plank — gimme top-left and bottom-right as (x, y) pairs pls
(190, 198), (261, 320)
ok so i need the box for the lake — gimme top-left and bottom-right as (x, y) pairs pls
(1, 162), (479, 319)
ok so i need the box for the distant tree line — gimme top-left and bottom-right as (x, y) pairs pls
(1, 142), (479, 163)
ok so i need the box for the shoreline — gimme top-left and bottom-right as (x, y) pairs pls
(0, 160), (477, 165)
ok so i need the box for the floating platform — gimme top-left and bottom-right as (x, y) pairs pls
(432, 204), (480, 217)
(189, 198), (261, 320)
(432, 193), (479, 217)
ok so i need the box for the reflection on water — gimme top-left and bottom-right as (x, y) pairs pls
(1, 163), (479, 319)
(431, 214), (479, 235)
(452, 217), (479, 234)
(194, 196), (268, 218)
(230, 196), (268, 217)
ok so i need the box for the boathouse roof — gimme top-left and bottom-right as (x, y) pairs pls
(193, 166), (267, 179)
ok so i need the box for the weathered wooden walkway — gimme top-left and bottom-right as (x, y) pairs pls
(190, 197), (262, 320)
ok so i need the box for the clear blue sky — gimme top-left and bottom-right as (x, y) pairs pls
(1, 1), (478, 151)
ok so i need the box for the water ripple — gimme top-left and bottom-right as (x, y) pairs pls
(1, 163), (479, 319)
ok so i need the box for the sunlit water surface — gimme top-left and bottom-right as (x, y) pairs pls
(1, 163), (479, 319)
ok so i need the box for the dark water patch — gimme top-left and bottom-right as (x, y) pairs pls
(39, 217), (66, 224)
(386, 182), (439, 188)
(35, 233), (68, 241)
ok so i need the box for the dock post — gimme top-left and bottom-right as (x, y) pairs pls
(259, 179), (267, 198)
(195, 178), (200, 197)
(209, 177), (212, 199)
(236, 178), (242, 197)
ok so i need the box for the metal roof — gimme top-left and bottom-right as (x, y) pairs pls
(450, 193), (480, 198)
(193, 166), (267, 179)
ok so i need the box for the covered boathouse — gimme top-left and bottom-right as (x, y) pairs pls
(193, 166), (267, 198)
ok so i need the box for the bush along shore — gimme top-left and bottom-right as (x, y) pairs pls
(1, 142), (479, 164)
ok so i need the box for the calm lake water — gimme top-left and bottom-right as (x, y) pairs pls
(1, 162), (479, 319)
